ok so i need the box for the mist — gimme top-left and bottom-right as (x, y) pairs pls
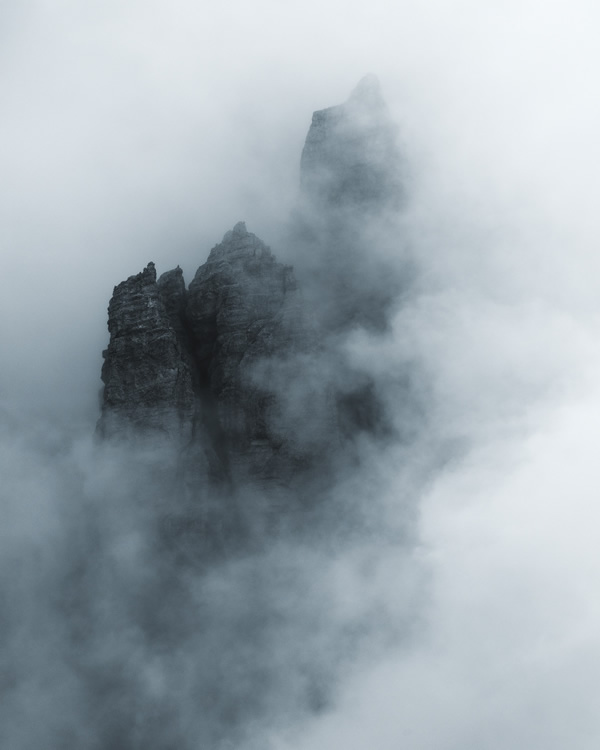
(3, 1), (600, 748)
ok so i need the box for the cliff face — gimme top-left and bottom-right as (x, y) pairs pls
(99, 262), (195, 441)
(98, 76), (403, 522)
(186, 222), (315, 488)
(98, 223), (320, 496)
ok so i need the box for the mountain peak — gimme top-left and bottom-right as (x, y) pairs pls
(299, 75), (401, 210)
(348, 73), (384, 107)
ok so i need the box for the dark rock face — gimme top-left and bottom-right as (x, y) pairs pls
(89, 77), (412, 750)
(98, 262), (195, 441)
(98, 77), (404, 526)
(98, 223), (320, 498)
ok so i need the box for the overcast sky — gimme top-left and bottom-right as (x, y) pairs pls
(3, 1), (600, 747)
(3, 0), (600, 420)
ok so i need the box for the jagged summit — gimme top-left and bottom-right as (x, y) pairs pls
(99, 219), (312, 501)
(142, 261), (156, 281)
(221, 221), (248, 243)
(98, 259), (194, 441)
(347, 73), (386, 108)
(207, 221), (275, 264)
(98, 81), (405, 532)
(300, 75), (401, 210)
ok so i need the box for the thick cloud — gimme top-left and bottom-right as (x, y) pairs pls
(2, 1), (600, 748)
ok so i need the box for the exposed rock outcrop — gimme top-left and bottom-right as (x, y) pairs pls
(98, 77), (405, 536)
(186, 221), (314, 488)
(98, 223), (324, 497)
(98, 262), (195, 441)
(291, 75), (406, 333)
(300, 74), (402, 213)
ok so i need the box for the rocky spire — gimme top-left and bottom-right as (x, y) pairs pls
(300, 74), (402, 211)
(98, 263), (195, 441)
(97, 78), (403, 529)
(185, 222), (309, 488)
(98, 222), (321, 496)
(292, 76), (406, 333)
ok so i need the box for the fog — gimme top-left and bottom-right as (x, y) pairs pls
(3, 0), (600, 747)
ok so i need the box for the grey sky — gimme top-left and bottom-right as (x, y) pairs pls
(3, 0), (600, 418)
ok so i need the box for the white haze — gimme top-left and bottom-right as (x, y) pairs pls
(3, 0), (600, 747)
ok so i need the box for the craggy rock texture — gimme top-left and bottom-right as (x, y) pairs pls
(98, 76), (404, 523)
(156, 266), (189, 345)
(186, 222), (315, 489)
(98, 223), (325, 502)
(99, 262), (195, 441)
